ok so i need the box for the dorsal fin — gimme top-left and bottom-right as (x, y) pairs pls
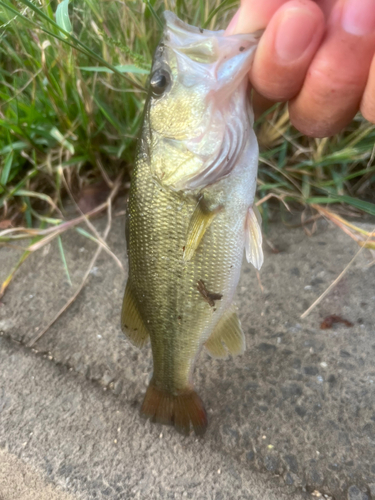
(121, 282), (149, 348)
(205, 305), (245, 358)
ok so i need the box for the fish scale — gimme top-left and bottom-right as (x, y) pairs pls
(121, 12), (263, 435)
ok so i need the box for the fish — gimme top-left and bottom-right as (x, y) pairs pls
(121, 11), (263, 436)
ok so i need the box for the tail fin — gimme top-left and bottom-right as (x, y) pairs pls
(140, 380), (208, 436)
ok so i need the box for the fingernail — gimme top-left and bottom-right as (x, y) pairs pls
(225, 9), (240, 36)
(342, 0), (375, 36)
(275, 9), (318, 62)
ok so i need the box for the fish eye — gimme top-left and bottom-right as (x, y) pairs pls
(150, 69), (171, 97)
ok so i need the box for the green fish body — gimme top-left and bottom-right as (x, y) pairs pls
(122, 12), (263, 435)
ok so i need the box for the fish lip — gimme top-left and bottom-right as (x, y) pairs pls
(161, 10), (261, 91)
(163, 10), (224, 37)
(163, 10), (263, 44)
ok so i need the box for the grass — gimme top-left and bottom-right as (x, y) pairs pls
(0, 0), (374, 296)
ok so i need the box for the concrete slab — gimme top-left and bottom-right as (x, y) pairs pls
(0, 448), (76, 500)
(0, 450), (77, 500)
(0, 337), (305, 499)
(0, 208), (374, 499)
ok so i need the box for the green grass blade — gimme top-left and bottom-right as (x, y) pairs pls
(49, 127), (75, 154)
(57, 235), (72, 285)
(55, 0), (72, 37)
(203, 0), (238, 29)
(306, 196), (375, 216)
(0, 150), (14, 186)
(80, 65), (149, 75)
(144, 0), (163, 30)
(0, 0), (145, 90)
(14, 189), (59, 212)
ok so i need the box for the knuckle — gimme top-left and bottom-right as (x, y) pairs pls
(253, 77), (299, 101)
(306, 64), (363, 99)
(289, 99), (356, 138)
(251, 63), (303, 101)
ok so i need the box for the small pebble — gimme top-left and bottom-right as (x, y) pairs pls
(347, 485), (369, 500)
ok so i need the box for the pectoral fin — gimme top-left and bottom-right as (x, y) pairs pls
(245, 205), (263, 270)
(121, 282), (149, 348)
(183, 201), (217, 261)
(205, 305), (245, 359)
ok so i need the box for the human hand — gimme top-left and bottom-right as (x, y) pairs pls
(226, 0), (375, 137)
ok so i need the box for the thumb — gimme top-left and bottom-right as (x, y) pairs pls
(226, 0), (325, 103)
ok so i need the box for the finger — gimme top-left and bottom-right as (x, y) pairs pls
(250, 0), (325, 101)
(226, 0), (289, 35)
(252, 91), (277, 120)
(361, 53), (375, 123)
(314, 0), (337, 18)
(289, 0), (375, 137)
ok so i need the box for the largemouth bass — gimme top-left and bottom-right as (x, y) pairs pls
(121, 12), (263, 435)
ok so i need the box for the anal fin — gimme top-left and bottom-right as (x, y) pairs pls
(245, 205), (263, 270)
(205, 305), (245, 359)
(121, 282), (149, 348)
(183, 200), (217, 261)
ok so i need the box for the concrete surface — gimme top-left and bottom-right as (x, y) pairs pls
(0, 448), (75, 500)
(0, 206), (374, 500)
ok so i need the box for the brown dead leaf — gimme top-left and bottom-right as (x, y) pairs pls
(0, 220), (13, 229)
(77, 181), (111, 214)
(320, 315), (354, 330)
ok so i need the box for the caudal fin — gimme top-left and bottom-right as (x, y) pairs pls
(140, 380), (208, 436)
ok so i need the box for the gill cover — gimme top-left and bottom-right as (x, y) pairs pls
(148, 11), (261, 191)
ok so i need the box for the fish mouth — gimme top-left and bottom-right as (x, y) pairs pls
(163, 11), (224, 37)
(162, 10), (261, 98)
(148, 12), (260, 192)
(163, 10), (262, 55)
(163, 11), (264, 40)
